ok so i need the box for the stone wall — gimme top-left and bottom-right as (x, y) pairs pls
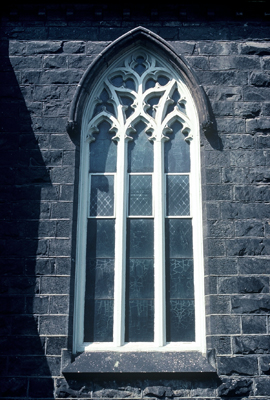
(1, 3), (270, 399)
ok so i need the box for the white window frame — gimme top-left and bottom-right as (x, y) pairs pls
(73, 47), (206, 354)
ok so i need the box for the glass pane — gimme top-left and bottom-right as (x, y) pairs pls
(167, 175), (190, 216)
(125, 299), (154, 342)
(167, 299), (195, 342)
(85, 258), (114, 299)
(90, 175), (114, 217)
(167, 259), (194, 299)
(127, 219), (154, 258)
(129, 175), (152, 216)
(87, 219), (115, 258)
(127, 259), (154, 299)
(164, 121), (190, 173)
(165, 219), (193, 258)
(84, 299), (113, 342)
(90, 121), (117, 173)
(128, 121), (153, 172)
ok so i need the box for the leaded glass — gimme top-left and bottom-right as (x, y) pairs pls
(125, 299), (154, 342)
(167, 259), (194, 299)
(84, 298), (113, 342)
(166, 175), (190, 216)
(90, 175), (114, 217)
(87, 219), (115, 258)
(166, 218), (193, 258)
(129, 175), (152, 216)
(90, 121), (117, 173)
(127, 219), (154, 258)
(85, 258), (114, 299)
(164, 121), (190, 173)
(128, 121), (153, 173)
(167, 299), (195, 342)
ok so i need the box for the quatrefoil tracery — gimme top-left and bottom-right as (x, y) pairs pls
(87, 52), (193, 144)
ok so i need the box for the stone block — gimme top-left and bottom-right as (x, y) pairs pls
(226, 238), (270, 257)
(85, 41), (111, 55)
(206, 185), (232, 201)
(262, 102), (270, 116)
(51, 201), (73, 219)
(222, 134), (255, 150)
(207, 315), (241, 335)
(233, 336), (270, 354)
(197, 41), (238, 55)
(39, 315), (68, 335)
(246, 117), (270, 133)
(49, 238), (72, 257)
(217, 355), (258, 376)
(185, 56), (209, 70)
(205, 295), (231, 314)
(43, 55), (68, 69)
(257, 135), (270, 148)
(26, 295), (50, 314)
(212, 101), (234, 117)
(28, 377), (54, 398)
(235, 220), (264, 237)
(238, 257), (270, 274)
(259, 355), (270, 375)
(208, 220), (234, 238)
(196, 70), (248, 86)
(209, 55), (260, 70)
(25, 258), (56, 276)
(63, 41), (85, 54)
(222, 167), (250, 184)
(51, 166), (75, 184)
(218, 276), (268, 294)
(218, 378), (253, 397)
(239, 42), (270, 56)
(207, 336), (231, 355)
(26, 41), (63, 55)
(231, 294), (270, 314)
(235, 185), (270, 202)
(242, 315), (267, 334)
(0, 377), (28, 398)
(255, 377), (270, 396)
(208, 257), (237, 275)
(49, 295), (69, 314)
(40, 276), (70, 295)
(56, 220), (71, 238)
(205, 168), (221, 184)
(46, 336), (68, 356)
(250, 71), (270, 87)
(207, 238), (226, 257)
(243, 86), (270, 101)
(169, 41), (195, 55)
(205, 86), (242, 101)
(230, 150), (266, 167)
(67, 54), (95, 69)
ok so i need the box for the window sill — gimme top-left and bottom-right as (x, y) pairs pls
(62, 351), (216, 376)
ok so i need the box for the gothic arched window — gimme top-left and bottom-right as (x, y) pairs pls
(72, 41), (206, 354)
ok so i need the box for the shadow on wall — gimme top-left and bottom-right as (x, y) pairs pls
(0, 39), (54, 399)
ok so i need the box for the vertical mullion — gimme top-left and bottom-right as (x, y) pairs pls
(154, 137), (166, 347)
(113, 136), (127, 346)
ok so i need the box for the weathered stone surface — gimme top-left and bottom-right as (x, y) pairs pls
(143, 386), (173, 397)
(242, 315), (267, 334)
(231, 295), (270, 314)
(239, 42), (270, 56)
(259, 355), (270, 375)
(218, 276), (269, 294)
(218, 356), (258, 376)
(218, 378), (253, 397)
(250, 71), (270, 87)
(233, 336), (270, 354)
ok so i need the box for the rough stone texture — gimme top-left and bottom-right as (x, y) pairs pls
(1, 2), (270, 399)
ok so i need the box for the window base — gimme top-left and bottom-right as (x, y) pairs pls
(62, 351), (216, 376)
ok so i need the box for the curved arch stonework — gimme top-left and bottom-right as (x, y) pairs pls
(66, 26), (213, 142)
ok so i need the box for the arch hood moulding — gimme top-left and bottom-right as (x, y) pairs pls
(66, 26), (214, 143)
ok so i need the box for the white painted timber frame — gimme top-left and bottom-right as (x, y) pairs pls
(73, 47), (206, 354)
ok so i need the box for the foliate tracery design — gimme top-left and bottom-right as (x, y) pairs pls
(86, 51), (193, 144)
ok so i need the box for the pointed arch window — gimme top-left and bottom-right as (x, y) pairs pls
(74, 47), (205, 353)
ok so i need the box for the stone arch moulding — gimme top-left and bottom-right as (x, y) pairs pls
(66, 26), (214, 143)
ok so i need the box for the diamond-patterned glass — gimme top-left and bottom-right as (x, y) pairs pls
(167, 175), (190, 216)
(129, 175), (152, 216)
(90, 175), (114, 216)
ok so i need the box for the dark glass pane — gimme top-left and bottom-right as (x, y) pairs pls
(165, 219), (193, 258)
(119, 96), (135, 120)
(127, 219), (154, 258)
(87, 219), (115, 258)
(164, 121), (190, 173)
(84, 299), (113, 342)
(127, 258), (154, 299)
(85, 258), (114, 299)
(90, 175), (114, 217)
(167, 299), (195, 342)
(167, 259), (194, 299)
(129, 175), (152, 216)
(128, 121), (153, 172)
(125, 299), (154, 342)
(166, 175), (190, 216)
(92, 88), (115, 117)
(90, 121), (117, 173)
(132, 55), (147, 76)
